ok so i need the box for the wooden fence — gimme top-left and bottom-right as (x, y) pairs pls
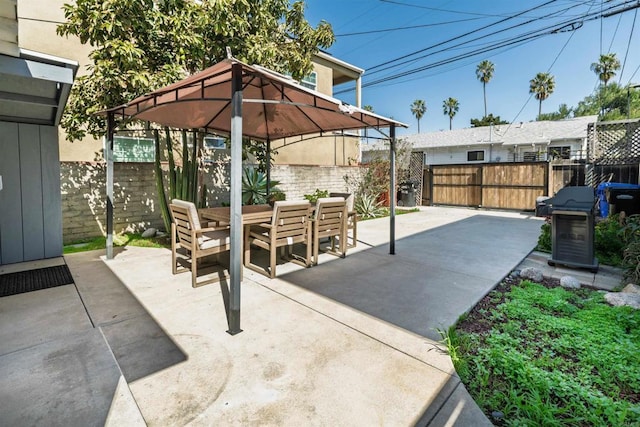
(424, 162), (548, 211)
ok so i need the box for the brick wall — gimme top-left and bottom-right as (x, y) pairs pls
(60, 161), (364, 243)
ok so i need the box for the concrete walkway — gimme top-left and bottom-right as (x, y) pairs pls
(0, 207), (550, 426)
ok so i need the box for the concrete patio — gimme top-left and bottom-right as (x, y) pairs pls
(1, 206), (557, 426)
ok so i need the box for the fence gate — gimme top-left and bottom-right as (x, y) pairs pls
(428, 162), (548, 210)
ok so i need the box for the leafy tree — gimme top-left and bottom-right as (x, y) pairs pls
(591, 53), (621, 87)
(57, 0), (335, 142)
(537, 103), (572, 121)
(442, 97), (459, 130)
(363, 105), (374, 112)
(529, 72), (555, 117)
(476, 60), (494, 117)
(470, 114), (508, 127)
(574, 83), (635, 121)
(410, 99), (427, 133)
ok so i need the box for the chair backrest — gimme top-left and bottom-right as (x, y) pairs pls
(170, 199), (200, 248)
(271, 201), (311, 242)
(329, 192), (354, 212)
(315, 197), (347, 234)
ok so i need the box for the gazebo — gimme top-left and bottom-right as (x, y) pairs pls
(104, 57), (407, 334)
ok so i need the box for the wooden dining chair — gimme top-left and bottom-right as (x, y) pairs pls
(244, 201), (312, 278)
(169, 199), (231, 287)
(329, 192), (357, 248)
(312, 197), (348, 265)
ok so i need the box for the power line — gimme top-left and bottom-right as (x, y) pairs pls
(366, 0), (560, 73)
(618, 7), (638, 83)
(365, 0), (583, 78)
(334, 17), (485, 37)
(335, 0), (639, 94)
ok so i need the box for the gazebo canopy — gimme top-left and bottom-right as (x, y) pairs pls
(105, 58), (405, 141)
(104, 57), (406, 335)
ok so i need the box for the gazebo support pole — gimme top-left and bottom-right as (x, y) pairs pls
(389, 124), (396, 255)
(106, 112), (115, 260)
(228, 62), (243, 335)
(266, 138), (271, 194)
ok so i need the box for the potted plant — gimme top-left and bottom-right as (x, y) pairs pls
(267, 191), (286, 206)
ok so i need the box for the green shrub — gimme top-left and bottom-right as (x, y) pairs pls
(355, 193), (384, 219)
(303, 189), (329, 204)
(594, 215), (625, 266)
(537, 222), (551, 253)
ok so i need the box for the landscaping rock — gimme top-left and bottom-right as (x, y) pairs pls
(141, 228), (157, 238)
(621, 284), (640, 294)
(560, 276), (581, 289)
(604, 292), (640, 309)
(155, 231), (167, 238)
(519, 267), (543, 283)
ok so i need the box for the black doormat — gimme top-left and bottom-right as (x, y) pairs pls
(0, 265), (74, 298)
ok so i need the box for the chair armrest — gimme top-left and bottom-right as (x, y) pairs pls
(254, 223), (273, 229)
(195, 225), (230, 235)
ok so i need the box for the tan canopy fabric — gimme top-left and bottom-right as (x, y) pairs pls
(105, 58), (406, 140)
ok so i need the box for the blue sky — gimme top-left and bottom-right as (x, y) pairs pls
(303, 0), (640, 135)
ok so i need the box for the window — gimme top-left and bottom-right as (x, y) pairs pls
(299, 71), (317, 91)
(112, 136), (155, 162)
(467, 150), (484, 161)
(523, 151), (539, 162)
(548, 146), (571, 160)
(203, 136), (226, 150)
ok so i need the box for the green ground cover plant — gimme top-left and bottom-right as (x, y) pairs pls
(64, 233), (170, 254)
(448, 276), (640, 426)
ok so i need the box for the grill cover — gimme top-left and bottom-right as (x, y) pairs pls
(547, 186), (595, 213)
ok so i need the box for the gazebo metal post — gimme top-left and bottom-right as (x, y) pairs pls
(266, 138), (271, 194)
(106, 112), (115, 260)
(228, 62), (243, 335)
(389, 124), (396, 255)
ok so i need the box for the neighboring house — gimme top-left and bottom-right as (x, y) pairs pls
(270, 51), (364, 166)
(16, 1), (365, 166)
(361, 116), (599, 210)
(363, 115), (598, 166)
(0, 0), (78, 266)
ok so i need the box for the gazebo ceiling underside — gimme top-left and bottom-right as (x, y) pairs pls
(106, 59), (406, 140)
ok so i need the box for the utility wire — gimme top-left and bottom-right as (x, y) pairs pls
(335, 17), (485, 37)
(335, 0), (639, 95)
(366, 0), (583, 78)
(618, 7), (638, 83)
(366, 0), (560, 72)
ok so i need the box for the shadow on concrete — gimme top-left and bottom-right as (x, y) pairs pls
(68, 249), (187, 383)
(279, 214), (541, 341)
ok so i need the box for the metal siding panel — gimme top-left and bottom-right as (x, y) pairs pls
(40, 125), (62, 258)
(19, 123), (45, 261)
(0, 121), (23, 264)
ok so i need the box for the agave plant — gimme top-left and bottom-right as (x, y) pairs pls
(241, 166), (280, 205)
(355, 193), (383, 219)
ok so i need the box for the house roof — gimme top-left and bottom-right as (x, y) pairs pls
(0, 49), (78, 126)
(313, 51), (364, 86)
(364, 115), (598, 151)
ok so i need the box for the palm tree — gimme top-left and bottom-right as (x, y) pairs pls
(442, 97), (459, 130)
(529, 72), (555, 118)
(476, 60), (494, 117)
(363, 105), (374, 112)
(591, 53), (621, 87)
(410, 99), (427, 133)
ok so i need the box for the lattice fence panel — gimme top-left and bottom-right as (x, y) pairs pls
(587, 119), (640, 186)
(588, 120), (640, 164)
(409, 151), (424, 206)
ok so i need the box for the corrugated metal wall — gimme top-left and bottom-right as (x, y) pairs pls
(0, 121), (62, 265)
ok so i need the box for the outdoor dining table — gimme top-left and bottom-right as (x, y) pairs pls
(199, 204), (273, 227)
